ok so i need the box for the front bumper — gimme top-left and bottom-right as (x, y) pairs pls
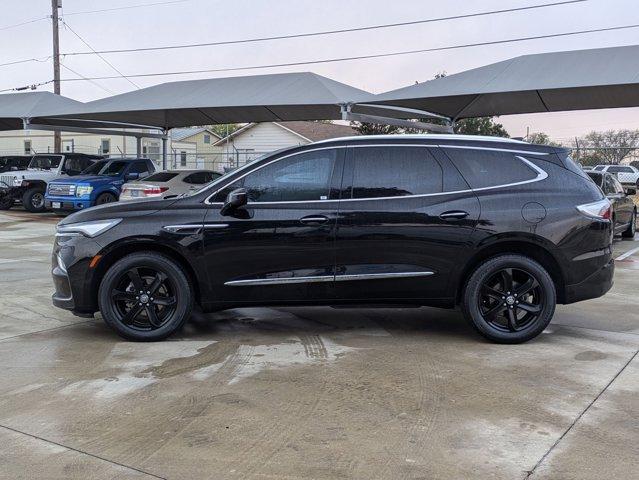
(45, 195), (93, 211)
(564, 258), (614, 304)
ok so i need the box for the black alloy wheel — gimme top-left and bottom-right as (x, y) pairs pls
(462, 254), (556, 344)
(111, 267), (177, 331)
(478, 268), (543, 333)
(99, 252), (193, 341)
(96, 192), (117, 205)
(622, 210), (636, 238)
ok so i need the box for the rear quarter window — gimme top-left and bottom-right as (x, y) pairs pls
(443, 148), (539, 189)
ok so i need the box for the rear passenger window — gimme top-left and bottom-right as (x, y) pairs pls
(444, 149), (539, 189)
(349, 147), (442, 198)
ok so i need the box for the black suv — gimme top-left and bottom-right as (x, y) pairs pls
(52, 135), (613, 343)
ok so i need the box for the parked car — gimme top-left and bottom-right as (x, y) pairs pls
(0, 153), (103, 212)
(587, 170), (636, 238)
(52, 135), (613, 344)
(593, 164), (639, 190)
(45, 158), (156, 213)
(120, 169), (221, 201)
(581, 165), (594, 172)
(0, 155), (32, 173)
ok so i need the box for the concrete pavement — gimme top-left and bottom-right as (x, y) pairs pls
(0, 210), (637, 480)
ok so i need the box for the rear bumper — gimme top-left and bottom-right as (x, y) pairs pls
(564, 258), (614, 304)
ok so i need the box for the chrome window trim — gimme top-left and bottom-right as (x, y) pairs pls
(204, 144), (549, 206)
(224, 270), (434, 286)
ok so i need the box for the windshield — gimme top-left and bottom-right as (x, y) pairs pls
(81, 160), (109, 175)
(29, 155), (62, 170)
(98, 160), (128, 176)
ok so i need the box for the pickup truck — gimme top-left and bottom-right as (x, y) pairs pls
(0, 153), (103, 212)
(45, 157), (155, 213)
(593, 165), (639, 190)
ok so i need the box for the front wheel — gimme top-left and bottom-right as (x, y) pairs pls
(98, 252), (193, 341)
(0, 195), (12, 210)
(95, 192), (117, 205)
(461, 254), (556, 344)
(622, 210), (636, 239)
(22, 187), (46, 212)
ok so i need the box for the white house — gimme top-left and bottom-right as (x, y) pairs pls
(168, 127), (222, 170)
(213, 121), (359, 170)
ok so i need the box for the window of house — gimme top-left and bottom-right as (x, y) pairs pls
(180, 151), (187, 167)
(203, 134), (211, 144)
(349, 146), (443, 199)
(24, 140), (32, 155)
(444, 149), (539, 189)
(101, 139), (111, 155)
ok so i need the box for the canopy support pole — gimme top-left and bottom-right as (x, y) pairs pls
(136, 137), (142, 159)
(162, 130), (168, 170)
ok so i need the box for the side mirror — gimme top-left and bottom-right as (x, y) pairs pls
(220, 188), (248, 216)
(125, 172), (140, 181)
(626, 187), (637, 196)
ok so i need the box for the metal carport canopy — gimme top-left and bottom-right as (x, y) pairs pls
(0, 91), (87, 131)
(44, 72), (408, 129)
(371, 44), (639, 121)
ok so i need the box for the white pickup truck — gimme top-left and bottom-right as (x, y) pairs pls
(0, 153), (103, 212)
(593, 165), (639, 190)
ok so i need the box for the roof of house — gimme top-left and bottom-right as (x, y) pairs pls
(170, 127), (221, 142)
(214, 121), (359, 145)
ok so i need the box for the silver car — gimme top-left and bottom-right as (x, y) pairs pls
(120, 169), (221, 201)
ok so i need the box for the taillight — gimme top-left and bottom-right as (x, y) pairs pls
(142, 186), (169, 195)
(576, 199), (612, 220)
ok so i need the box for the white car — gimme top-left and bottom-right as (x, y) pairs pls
(593, 165), (639, 189)
(120, 169), (221, 201)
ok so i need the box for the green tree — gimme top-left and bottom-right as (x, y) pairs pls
(454, 117), (509, 137)
(527, 132), (562, 147)
(206, 124), (241, 138)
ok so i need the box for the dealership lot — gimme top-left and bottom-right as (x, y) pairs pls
(0, 211), (637, 480)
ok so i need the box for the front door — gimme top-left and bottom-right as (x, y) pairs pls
(334, 144), (480, 302)
(202, 147), (344, 307)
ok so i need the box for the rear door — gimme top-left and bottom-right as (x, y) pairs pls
(333, 144), (480, 301)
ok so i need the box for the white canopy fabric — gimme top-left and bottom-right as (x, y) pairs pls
(45, 72), (388, 129)
(372, 44), (639, 120)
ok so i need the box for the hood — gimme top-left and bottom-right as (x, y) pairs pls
(59, 197), (180, 225)
(49, 174), (120, 185)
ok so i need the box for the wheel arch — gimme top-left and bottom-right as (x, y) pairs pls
(91, 239), (203, 308)
(456, 238), (566, 304)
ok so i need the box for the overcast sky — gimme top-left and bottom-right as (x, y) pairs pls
(1, 0), (638, 141)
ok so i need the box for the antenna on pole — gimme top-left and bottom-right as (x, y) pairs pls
(51, 0), (62, 153)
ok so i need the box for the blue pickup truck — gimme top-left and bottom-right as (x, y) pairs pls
(45, 157), (155, 213)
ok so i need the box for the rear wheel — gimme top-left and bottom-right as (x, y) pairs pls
(622, 209), (636, 238)
(98, 252), (193, 341)
(96, 192), (117, 205)
(461, 254), (556, 344)
(22, 187), (46, 212)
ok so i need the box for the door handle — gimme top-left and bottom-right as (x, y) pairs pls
(299, 215), (329, 225)
(439, 210), (469, 220)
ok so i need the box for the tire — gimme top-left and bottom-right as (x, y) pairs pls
(461, 254), (556, 344)
(98, 252), (193, 341)
(0, 195), (12, 210)
(622, 209), (637, 239)
(95, 192), (117, 205)
(22, 187), (46, 213)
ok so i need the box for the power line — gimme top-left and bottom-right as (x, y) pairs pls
(58, 23), (639, 83)
(0, 15), (49, 32)
(60, 19), (140, 89)
(63, 0), (190, 16)
(60, 63), (114, 95)
(0, 57), (51, 68)
(61, 0), (588, 56)
(0, 80), (53, 94)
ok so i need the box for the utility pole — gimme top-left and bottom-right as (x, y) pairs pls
(51, 0), (62, 152)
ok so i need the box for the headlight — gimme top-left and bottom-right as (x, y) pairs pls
(76, 185), (93, 197)
(56, 218), (122, 238)
(12, 176), (21, 187)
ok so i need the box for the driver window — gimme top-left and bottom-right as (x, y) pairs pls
(63, 157), (83, 175)
(242, 149), (337, 202)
